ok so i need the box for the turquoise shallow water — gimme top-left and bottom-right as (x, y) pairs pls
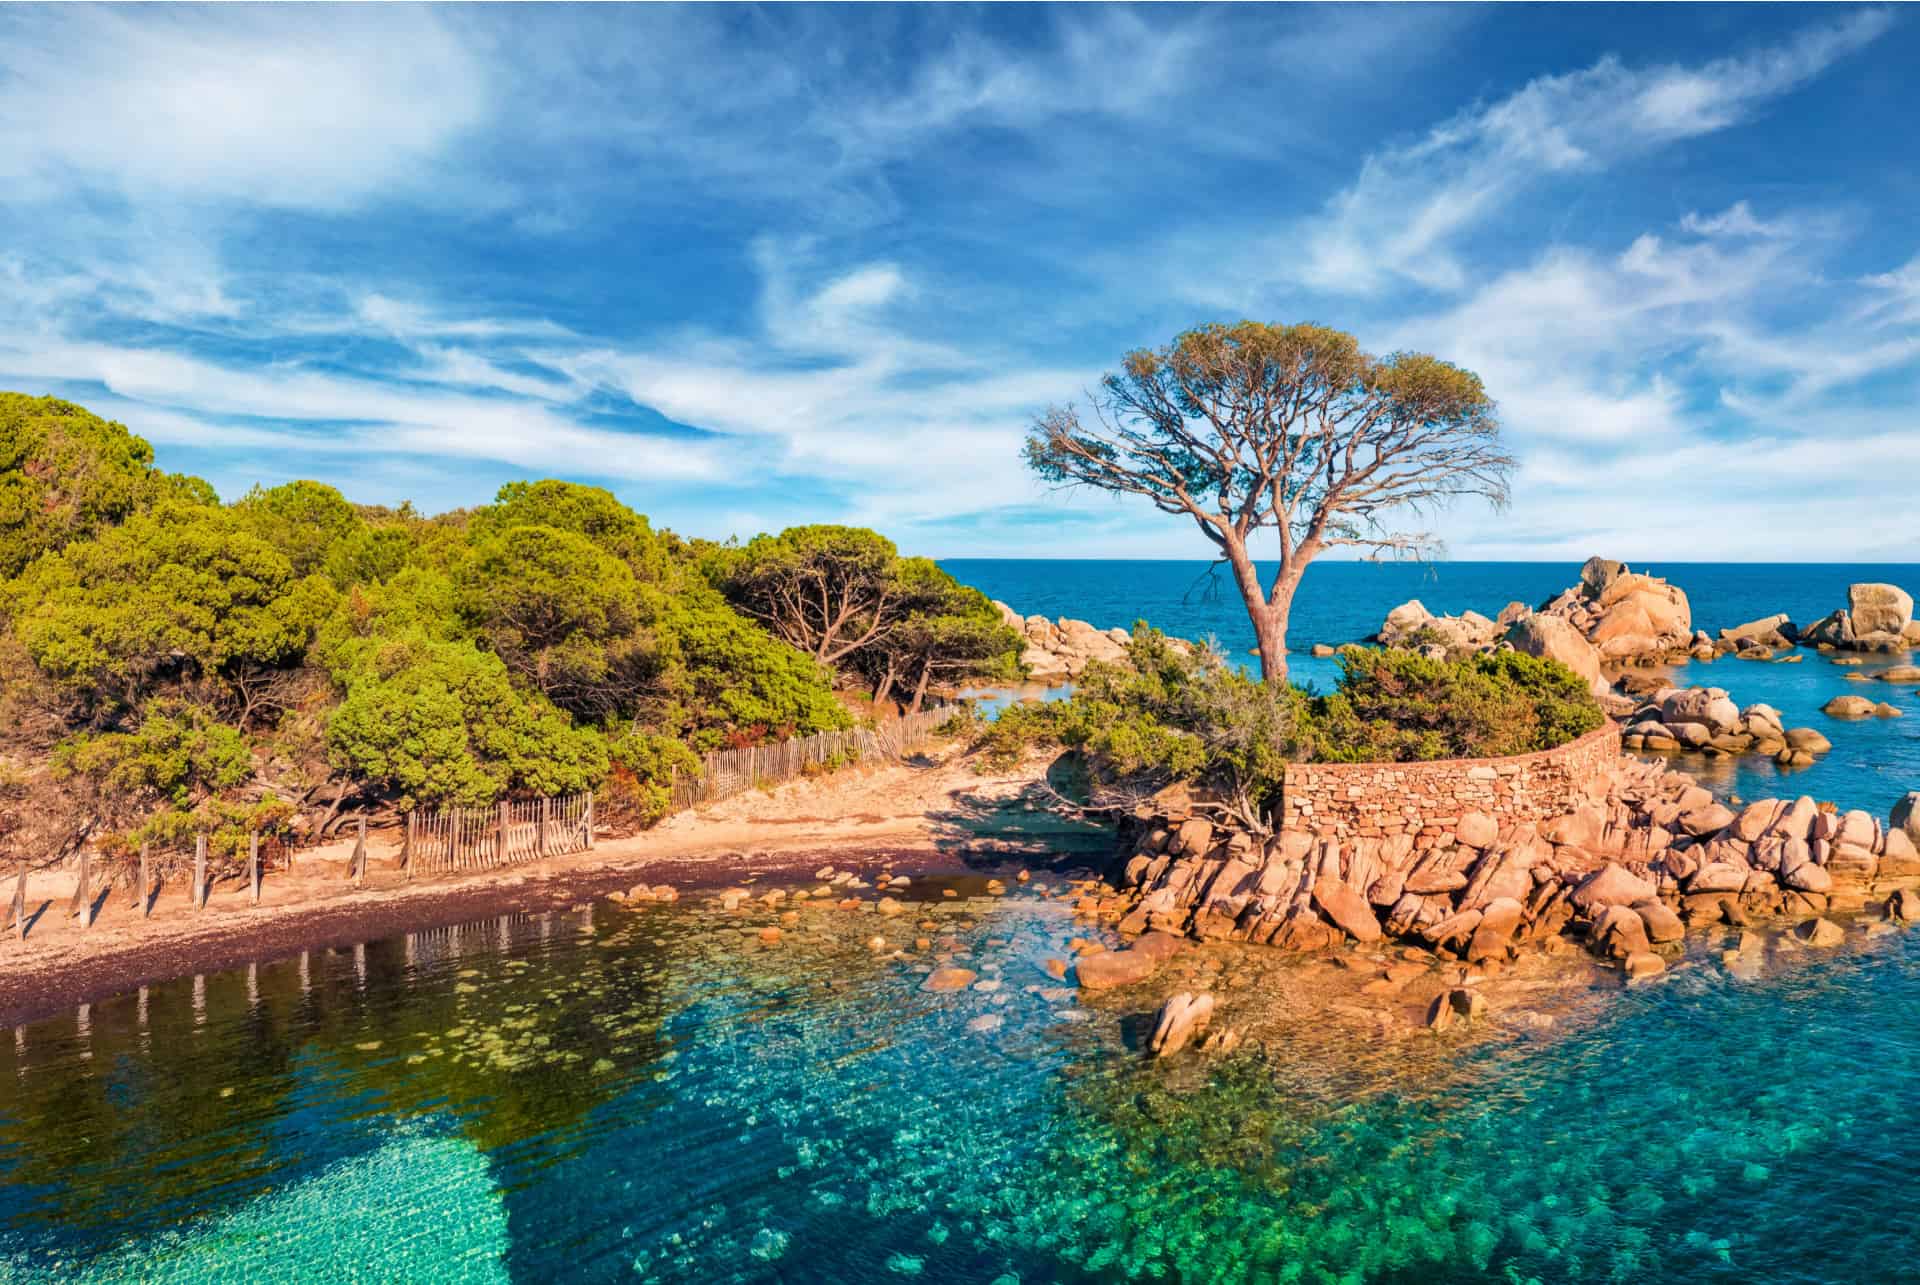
(943, 559), (1920, 817)
(3, 888), (1919, 1283)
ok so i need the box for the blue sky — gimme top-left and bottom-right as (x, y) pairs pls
(1, 4), (1916, 560)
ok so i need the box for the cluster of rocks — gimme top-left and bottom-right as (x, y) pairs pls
(1821, 694), (1906, 720)
(1096, 761), (1920, 994)
(1377, 557), (1694, 682)
(1685, 583), (1919, 662)
(1800, 583), (1920, 653)
(991, 601), (1191, 682)
(1618, 686), (1834, 765)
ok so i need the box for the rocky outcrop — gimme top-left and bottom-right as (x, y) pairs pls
(1619, 686), (1831, 766)
(1373, 555), (1692, 672)
(1797, 583), (1920, 653)
(1100, 752), (1920, 979)
(993, 600), (1192, 682)
(1543, 561), (1693, 662)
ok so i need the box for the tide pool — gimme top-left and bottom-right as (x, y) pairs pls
(2, 888), (1917, 1283)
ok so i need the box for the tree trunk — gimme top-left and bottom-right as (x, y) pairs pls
(873, 661), (898, 713)
(908, 662), (932, 713)
(1220, 540), (1285, 685)
(1219, 535), (1314, 685)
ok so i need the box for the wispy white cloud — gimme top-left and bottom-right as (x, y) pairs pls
(1293, 9), (1891, 295)
(0, 6), (488, 211)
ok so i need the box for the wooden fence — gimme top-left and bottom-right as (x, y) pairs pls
(667, 704), (956, 810)
(7, 708), (959, 941)
(402, 793), (593, 877)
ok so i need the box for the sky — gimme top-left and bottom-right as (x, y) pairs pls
(1, 3), (1916, 561)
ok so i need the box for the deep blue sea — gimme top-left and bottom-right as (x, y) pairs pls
(944, 560), (1920, 819)
(2, 561), (1919, 1284)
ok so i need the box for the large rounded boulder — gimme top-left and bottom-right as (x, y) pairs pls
(1504, 612), (1608, 701)
(1585, 573), (1692, 660)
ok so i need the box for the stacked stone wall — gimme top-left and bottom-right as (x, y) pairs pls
(1275, 722), (1622, 842)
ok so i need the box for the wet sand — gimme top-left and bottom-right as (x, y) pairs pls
(0, 745), (1113, 1027)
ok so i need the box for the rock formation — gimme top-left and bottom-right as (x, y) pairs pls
(992, 600), (1193, 682)
(1375, 556), (1693, 672)
(1096, 754), (1920, 981)
(1797, 583), (1920, 653)
(1618, 686), (1831, 766)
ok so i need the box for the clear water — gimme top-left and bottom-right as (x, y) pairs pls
(944, 559), (1920, 817)
(4, 891), (1918, 1283)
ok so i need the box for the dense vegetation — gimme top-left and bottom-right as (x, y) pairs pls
(0, 393), (1022, 865)
(958, 626), (1603, 829)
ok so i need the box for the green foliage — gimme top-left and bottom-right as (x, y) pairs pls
(234, 480), (363, 578)
(0, 393), (169, 579)
(457, 523), (645, 711)
(322, 521), (422, 588)
(125, 795), (297, 862)
(651, 593), (851, 748)
(719, 524), (904, 661)
(1308, 648), (1604, 763)
(55, 700), (253, 809)
(601, 729), (702, 826)
(326, 634), (607, 808)
(6, 500), (336, 712)
(966, 628), (1603, 818)
(0, 396), (967, 836)
(473, 479), (677, 581)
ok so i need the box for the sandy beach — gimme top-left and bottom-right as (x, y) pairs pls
(0, 743), (1114, 1026)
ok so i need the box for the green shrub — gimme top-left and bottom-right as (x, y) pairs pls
(54, 700), (254, 808)
(6, 500), (336, 711)
(1307, 647), (1603, 762)
(326, 634), (607, 808)
(0, 393), (168, 578)
(600, 729), (702, 827)
(651, 592), (851, 748)
(963, 628), (1603, 821)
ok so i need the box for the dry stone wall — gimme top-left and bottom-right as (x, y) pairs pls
(1274, 723), (1622, 843)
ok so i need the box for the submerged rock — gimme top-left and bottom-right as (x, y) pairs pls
(922, 967), (978, 992)
(1149, 991), (1216, 1057)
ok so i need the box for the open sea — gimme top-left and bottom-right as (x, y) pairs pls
(2, 560), (1918, 1284)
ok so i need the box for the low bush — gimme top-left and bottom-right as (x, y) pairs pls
(960, 626), (1604, 824)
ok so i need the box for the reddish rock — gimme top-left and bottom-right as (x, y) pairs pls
(1623, 951), (1665, 981)
(1312, 881), (1383, 942)
(1686, 862), (1750, 895)
(1174, 816), (1215, 855)
(1783, 861), (1833, 894)
(1590, 904), (1650, 958)
(1795, 917), (1844, 948)
(1571, 863), (1656, 913)
(1633, 899), (1685, 943)
(1149, 991), (1216, 1057)
(1678, 803), (1737, 838)
(921, 967), (977, 992)
(1456, 811), (1498, 849)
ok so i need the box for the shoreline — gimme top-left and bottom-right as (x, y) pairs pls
(0, 745), (1107, 1029)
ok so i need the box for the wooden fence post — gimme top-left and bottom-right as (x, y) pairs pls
(194, 835), (207, 911)
(538, 796), (549, 858)
(496, 801), (508, 866)
(12, 863), (25, 941)
(249, 832), (261, 905)
(70, 847), (92, 928)
(403, 810), (414, 880)
(353, 817), (367, 886)
(137, 841), (150, 917)
(584, 793), (595, 850)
